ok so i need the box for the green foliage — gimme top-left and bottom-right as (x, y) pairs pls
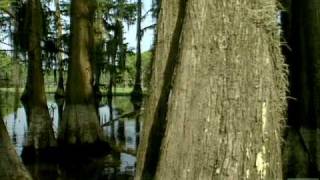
(124, 51), (151, 87)
(0, 0), (12, 10)
(0, 52), (13, 80)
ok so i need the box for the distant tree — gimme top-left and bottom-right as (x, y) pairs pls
(100, 0), (136, 140)
(136, 0), (287, 179)
(130, 0), (143, 107)
(54, 0), (65, 101)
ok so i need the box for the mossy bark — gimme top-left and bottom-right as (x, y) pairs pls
(21, 0), (56, 151)
(136, 0), (287, 179)
(58, 0), (104, 146)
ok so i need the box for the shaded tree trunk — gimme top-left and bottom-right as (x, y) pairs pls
(135, 0), (287, 179)
(54, 0), (65, 101)
(58, 0), (105, 146)
(21, 0), (56, 152)
(281, 0), (320, 177)
(54, 0), (65, 126)
(93, 9), (105, 110)
(131, 0), (143, 108)
(0, 116), (32, 179)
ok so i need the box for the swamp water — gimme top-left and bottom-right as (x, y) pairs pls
(1, 92), (140, 180)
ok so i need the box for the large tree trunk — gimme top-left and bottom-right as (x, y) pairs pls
(21, 0), (56, 152)
(58, 0), (104, 146)
(135, 0), (287, 179)
(281, 0), (320, 177)
(135, 0), (181, 178)
(0, 117), (32, 179)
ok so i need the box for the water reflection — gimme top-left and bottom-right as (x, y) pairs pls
(2, 93), (140, 179)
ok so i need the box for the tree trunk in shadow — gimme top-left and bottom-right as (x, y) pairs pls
(0, 115), (32, 179)
(117, 119), (125, 142)
(135, 115), (140, 149)
(280, 0), (320, 177)
(131, 0), (143, 108)
(107, 65), (116, 142)
(20, 0), (57, 157)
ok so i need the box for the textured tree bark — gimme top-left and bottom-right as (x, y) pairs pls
(282, 0), (320, 177)
(58, 0), (104, 146)
(136, 0), (287, 179)
(0, 118), (32, 180)
(135, 0), (181, 178)
(21, 0), (56, 151)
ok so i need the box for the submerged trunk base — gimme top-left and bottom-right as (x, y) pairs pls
(21, 106), (57, 162)
(58, 104), (110, 156)
(131, 86), (143, 110)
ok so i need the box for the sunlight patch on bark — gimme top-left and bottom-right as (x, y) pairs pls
(262, 101), (267, 133)
(246, 169), (250, 179)
(256, 146), (268, 178)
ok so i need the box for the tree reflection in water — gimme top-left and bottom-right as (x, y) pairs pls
(2, 93), (140, 179)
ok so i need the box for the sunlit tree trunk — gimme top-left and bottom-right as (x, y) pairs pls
(21, 0), (56, 151)
(281, 0), (320, 177)
(58, 0), (104, 146)
(135, 0), (287, 179)
(135, 0), (181, 177)
(0, 117), (32, 180)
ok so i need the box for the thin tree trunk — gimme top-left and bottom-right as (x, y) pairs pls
(21, 0), (56, 152)
(136, 0), (287, 179)
(93, 9), (105, 110)
(108, 56), (115, 141)
(131, 0), (143, 107)
(58, 0), (105, 146)
(54, 0), (65, 100)
(54, 0), (65, 127)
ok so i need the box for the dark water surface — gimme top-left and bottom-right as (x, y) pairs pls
(2, 92), (140, 180)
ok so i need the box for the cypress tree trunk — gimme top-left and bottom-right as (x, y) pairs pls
(54, 0), (65, 126)
(135, 0), (287, 179)
(131, 0), (143, 107)
(93, 9), (105, 109)
(135, 0), (181, 177)
(21, 0), (56, 152)
(54, 0), (65, 100)
(0, 118), (32, 180)
(281, 0), (320, 177)
(58, 0), (104, 146)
